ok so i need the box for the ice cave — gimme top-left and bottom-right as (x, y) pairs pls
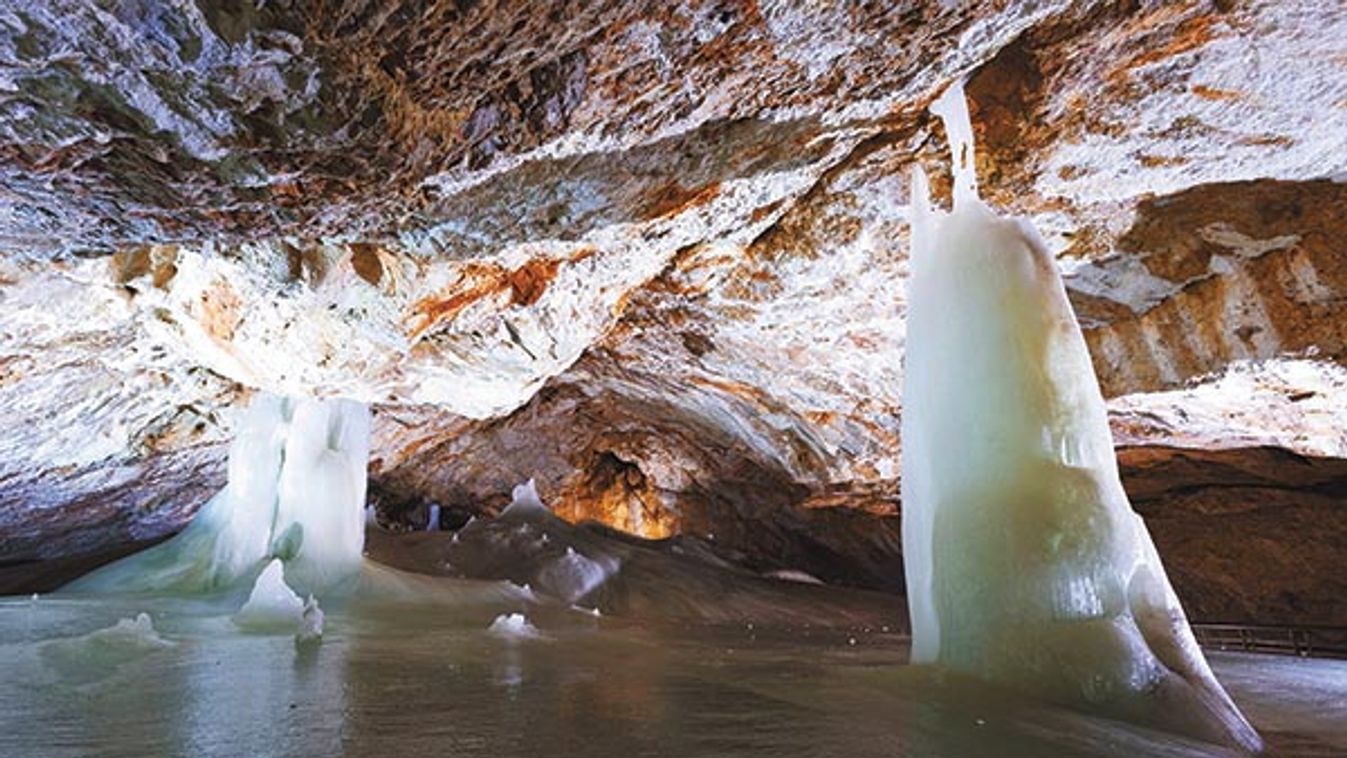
(2, 2), (1346, 757)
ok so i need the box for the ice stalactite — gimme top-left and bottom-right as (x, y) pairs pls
(900, 81), (1262, 752)
(66, 393), (371, 598)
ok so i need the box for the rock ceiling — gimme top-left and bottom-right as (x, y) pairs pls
(2, 0), (1345, 619)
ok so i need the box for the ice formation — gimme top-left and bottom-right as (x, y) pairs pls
(489, 480), (622, 604)
(488, 613), (544, 641)
(66, 393), (371, 597)
(900, 81), (1261, 752)
(764, 569), (825, 585)
(536, 546), (619, 604)
(500, 479), (548, 517)
(233, 558), (305, 631)
(39, 612), (173, 683)
(295, 595), (325, 645)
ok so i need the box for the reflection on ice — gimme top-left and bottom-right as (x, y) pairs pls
(1, 592), (1341, 758)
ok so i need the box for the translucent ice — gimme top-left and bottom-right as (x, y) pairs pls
(764, 569), (825, 585)
(295, 595), (325, 645)
(500, 479), (548, 517)
(233, 558), (304, 631)
(39, 612), (173, 683)
(271, 396), (371, 591)
(490, 481), (621, 603)
(487, 613), (544, 641)
(536, 546), (619, 604)
(900, 81), (1261, 751)
(66, 393), (371, 597)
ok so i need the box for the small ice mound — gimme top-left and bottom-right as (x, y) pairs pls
(425, 503), (441, 532)
(488, 613), (544, 641)
(508, 582), (540, 602)
(39, 612), (173, 683)
(234, 559), (304, 632)
(295, 595), (324, 646)
(500, 479), (548, 518)
(764, 569), (825, 585)
(537, 547), (620, 604)
(77, 613), (171, 649)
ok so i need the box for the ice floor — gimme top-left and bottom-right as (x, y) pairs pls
(1, 583), (1342, 758)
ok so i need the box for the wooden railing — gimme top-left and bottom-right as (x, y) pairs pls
(1192, 623), (1347, 659)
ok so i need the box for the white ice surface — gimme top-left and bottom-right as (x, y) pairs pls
(500, 479), (549, 518)
(487, 613), (544, 641)
(233, 559), (304, 631)
(900, 81), (1260, 752)
(66, 393), (371, 597)
(295, 595), (325, 644)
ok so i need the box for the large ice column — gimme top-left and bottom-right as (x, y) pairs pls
(271, 397), (371, 591)
(66, 393), (370, 597)
(900, 82), (1261, 752)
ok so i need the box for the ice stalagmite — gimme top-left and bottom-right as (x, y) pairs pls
(66, 393), (371, 597)
(233, 558), (304, 630)
(900, 82), (1261, 752)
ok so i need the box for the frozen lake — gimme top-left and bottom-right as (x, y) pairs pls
(1, 581), (1342, 758)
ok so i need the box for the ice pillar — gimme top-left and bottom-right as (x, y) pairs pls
(66, 393), (371, 597)
(900, 82), (1261, 752)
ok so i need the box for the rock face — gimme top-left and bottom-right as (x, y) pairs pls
(2, 1), (1346, 626)
(1120, 445), (1347, 628)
